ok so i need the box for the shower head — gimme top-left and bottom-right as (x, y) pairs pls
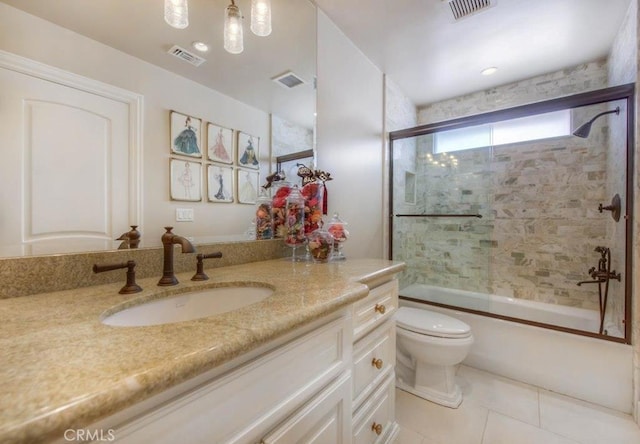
(572, 106), (620, 138)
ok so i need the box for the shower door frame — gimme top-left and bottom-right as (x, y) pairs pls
(388, 83), (635, 344)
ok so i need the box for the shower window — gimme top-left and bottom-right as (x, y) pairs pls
(433, 109), (571, 154)
(389, 84), (634, 344)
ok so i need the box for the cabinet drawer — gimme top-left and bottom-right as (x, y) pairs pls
(352, 374), (398, 444)
(112, 316), (350, 444)
(353, 320), (395, 409)
(261, 372), (352, 444)
(353, 280), (398, 341)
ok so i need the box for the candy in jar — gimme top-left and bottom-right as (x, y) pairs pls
(326, 212), (349, 260)
(307, 229), (334, 263)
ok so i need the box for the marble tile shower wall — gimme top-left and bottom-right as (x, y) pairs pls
(606, 102), (629, 333)
(602, 0), (636, 339)
(418, 60), (609, 124)
(490, 136), (612, 310)
(396, 131), (613, 312)
(392, 60), (625, 315)
(401, 136), (493, 292)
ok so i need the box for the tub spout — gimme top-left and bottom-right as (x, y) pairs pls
(576, 279), (604, 286)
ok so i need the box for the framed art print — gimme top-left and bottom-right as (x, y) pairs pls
(237, 131), (260, 169)
(207, 164), (234, 203)
(170, 111), (202, 158)
(170, 159), (202, 201)
(207, 123), (233, 164)
(236, 168), (259, 204)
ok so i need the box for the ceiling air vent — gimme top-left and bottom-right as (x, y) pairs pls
(168, 45), (206, 67)
(445, 0), (494, 21)
(272, 71), (306, 89)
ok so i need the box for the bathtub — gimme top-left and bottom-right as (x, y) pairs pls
(399, 283), (633, 413)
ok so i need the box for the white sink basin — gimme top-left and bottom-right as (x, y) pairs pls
(101, 285), (274, 327)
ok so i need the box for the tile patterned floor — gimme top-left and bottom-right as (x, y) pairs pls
(395, 365), (640, 444)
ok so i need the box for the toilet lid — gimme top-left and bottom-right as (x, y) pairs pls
(396, 307), (472, 338)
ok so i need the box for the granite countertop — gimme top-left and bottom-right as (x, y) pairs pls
(0, 258), (404, 444)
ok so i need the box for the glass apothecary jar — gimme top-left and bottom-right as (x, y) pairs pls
(284, 185), (306, 261)
(326, 212), (349, 260)
(307, 228), (334, 263)
(271, 181), (292, 238)
(255, 190), (273, 240)
(301, 182), (324, 234)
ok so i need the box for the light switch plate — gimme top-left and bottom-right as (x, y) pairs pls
(176, 208), (194, 222)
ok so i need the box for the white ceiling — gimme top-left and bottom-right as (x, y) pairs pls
(1, 0), (317, 128)
(1, 0), (633, 119)
(314, 0), (632, 106)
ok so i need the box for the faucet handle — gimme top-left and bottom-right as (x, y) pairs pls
(93, 260), (142, 294)
(191, 252), (223, 281)
(610, 270), (622, 282)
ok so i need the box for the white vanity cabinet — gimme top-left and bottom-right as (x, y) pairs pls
(351, 279), (399, 444)
(102, 314), (353, 444)
(91, 277), (401, 444)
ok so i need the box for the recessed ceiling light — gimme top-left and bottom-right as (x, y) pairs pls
(192, 41), (209, 52)
(481, 66), (498, 76)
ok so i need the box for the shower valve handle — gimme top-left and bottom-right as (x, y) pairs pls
(598, 194), (621, 222)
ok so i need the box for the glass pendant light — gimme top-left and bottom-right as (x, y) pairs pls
(250, 0), (272, 37)
(164, 0), (189, 29)
(224, 0), (244, 54)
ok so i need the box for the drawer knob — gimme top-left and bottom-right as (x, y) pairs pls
(371, 422), (383, 435)
(374, 303), (386, 314)
(371, 358), (383, 369)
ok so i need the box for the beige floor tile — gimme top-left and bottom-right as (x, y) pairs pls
(457, 365), (540, 427)
(482, 411), (579, 444)
(396, 388), (489, 444)
(395, 368), (640, 444)
(395, 425), (425, 444)
(539, 390), (640, 444)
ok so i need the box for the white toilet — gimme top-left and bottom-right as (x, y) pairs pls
(395, 306), (474, 408)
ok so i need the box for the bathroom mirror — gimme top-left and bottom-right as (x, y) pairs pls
(0, 0), (316, 257)
(0, 1), (630, 259)
(389, 84), (635, 343)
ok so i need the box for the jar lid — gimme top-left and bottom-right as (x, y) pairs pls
(327, 212), (348, 226)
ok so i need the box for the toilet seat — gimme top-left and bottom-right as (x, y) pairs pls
(396, 307), (471, 339)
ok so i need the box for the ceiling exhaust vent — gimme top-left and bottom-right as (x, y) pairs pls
(272, 71), (306, 89)
(444, 0), (494, 21)
(168, 45), (206, 67)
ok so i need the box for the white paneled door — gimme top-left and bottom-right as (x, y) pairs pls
(0, 54), (141, 252)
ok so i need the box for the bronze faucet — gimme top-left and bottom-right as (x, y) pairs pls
(191, 252), (223, 281)
(93, 260), (142, 294)
(158, 226), (196, 286)
(576, 246), (621, 286)
(116, 225), (141, 249)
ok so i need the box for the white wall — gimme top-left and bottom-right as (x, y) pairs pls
(0, 3), (269, 244)
(316, 10), (384, 259)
